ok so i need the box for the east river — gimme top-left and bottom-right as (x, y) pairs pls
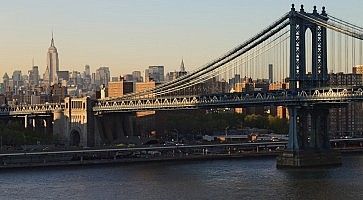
(0, 154), (362, 200)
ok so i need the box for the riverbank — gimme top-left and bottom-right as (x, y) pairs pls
(0, 147), (362, 169)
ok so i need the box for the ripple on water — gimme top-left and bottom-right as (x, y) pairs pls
(0, 155), (362, 200)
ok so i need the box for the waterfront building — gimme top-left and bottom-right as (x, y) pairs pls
(328, 72), (363, 137)
(135, 81), (156, 93)
(352, 65), (363, 74)
(328, 72), (363, 86)
(269, 82), (288, 91)
(107, 77), (133, 98)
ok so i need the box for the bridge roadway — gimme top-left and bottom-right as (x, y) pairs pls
(94, 87), (363, 113)
(0, 87), (363, 116)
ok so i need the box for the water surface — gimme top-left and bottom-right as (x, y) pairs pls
(0, 155), (362, 200)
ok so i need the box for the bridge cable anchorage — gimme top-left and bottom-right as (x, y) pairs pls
(113, 13), (290, 100)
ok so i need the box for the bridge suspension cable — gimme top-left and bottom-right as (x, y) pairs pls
(328, 14), (363, 32)
(142, 30), (291, 97)
(297, 13), (363, 41)
(115, 13), (290, 100)
(149, 29), (290, 97)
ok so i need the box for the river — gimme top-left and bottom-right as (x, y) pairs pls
(0, 154), (362, 200)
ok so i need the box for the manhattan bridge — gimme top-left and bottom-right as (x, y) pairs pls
(2, 4), (363, 167)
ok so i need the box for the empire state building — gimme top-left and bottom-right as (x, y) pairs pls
(47, 33), (59, 85)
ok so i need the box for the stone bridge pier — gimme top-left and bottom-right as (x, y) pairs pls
(52, 97), (137, 147)
(52, 97), (95, 147)
(94, 112), (137, 145)
(277, 104), (341, 167)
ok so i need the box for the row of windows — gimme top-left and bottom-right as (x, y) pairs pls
(66, 101), (86, 109)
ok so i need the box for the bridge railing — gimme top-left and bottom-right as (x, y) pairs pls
(93, 87), (363, 112)
(0, 103), (65, 116)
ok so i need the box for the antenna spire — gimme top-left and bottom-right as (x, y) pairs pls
(51, 31), (55, 47)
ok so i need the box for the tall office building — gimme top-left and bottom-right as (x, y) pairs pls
(47, 33), (59, 85)
(95, 67), (111, 86)
(166, 59), (188, 81)
(84, 65), (91, 77)
(28, 66), (39, 86)
(147, 66), (164, 83)
(268, 64), (273, 83)
(132, 71), (143, 82)
(2, 73), (9, 92)
(180, 59), (185, 72)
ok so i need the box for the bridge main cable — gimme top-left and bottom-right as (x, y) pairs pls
(150, 28), (290, 97)
(118, 12), (290, 99)
(297, 12), (363, 40)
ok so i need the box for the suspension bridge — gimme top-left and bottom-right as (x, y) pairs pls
(2, 4), (363, 167)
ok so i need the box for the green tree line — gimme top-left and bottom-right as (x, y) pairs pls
(164, 112), (288, 135)
(0, 121), (54, 146)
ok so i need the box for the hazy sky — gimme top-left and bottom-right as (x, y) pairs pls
(1, 0), (362, 79)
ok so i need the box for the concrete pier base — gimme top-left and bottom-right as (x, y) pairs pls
(276, 150), (342, 168)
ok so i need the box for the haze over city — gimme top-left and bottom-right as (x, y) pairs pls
(1, 1), (363, 199)
(1, 0), (362, 80)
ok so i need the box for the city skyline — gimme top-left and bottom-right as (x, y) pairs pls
(1, 0), (362, 80)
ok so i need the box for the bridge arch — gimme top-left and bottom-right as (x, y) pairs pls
(70, 127), (82, 146)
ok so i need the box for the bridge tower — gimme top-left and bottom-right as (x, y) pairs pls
(289, 4), (328, 89)
(277, 5), (341, 167)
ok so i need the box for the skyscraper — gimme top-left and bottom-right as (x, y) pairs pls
(84, 65), (91, 77)
(47, 33), (59, 85)
(268, 64), (273, 83)
(43, 66), (50, 85)
(2, 73), (9, 92)
(132, 71), (143, 82)
(147, 66), (164, 83)
(28, 66), (39, 86)
(180, 59), (185, 72)
(95, 67), (111, 86)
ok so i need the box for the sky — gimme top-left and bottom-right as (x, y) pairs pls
(0, 0), (362, 80)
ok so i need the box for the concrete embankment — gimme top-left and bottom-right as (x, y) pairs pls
(0, 152), (279, 169)
(0, 148), (362, 169)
